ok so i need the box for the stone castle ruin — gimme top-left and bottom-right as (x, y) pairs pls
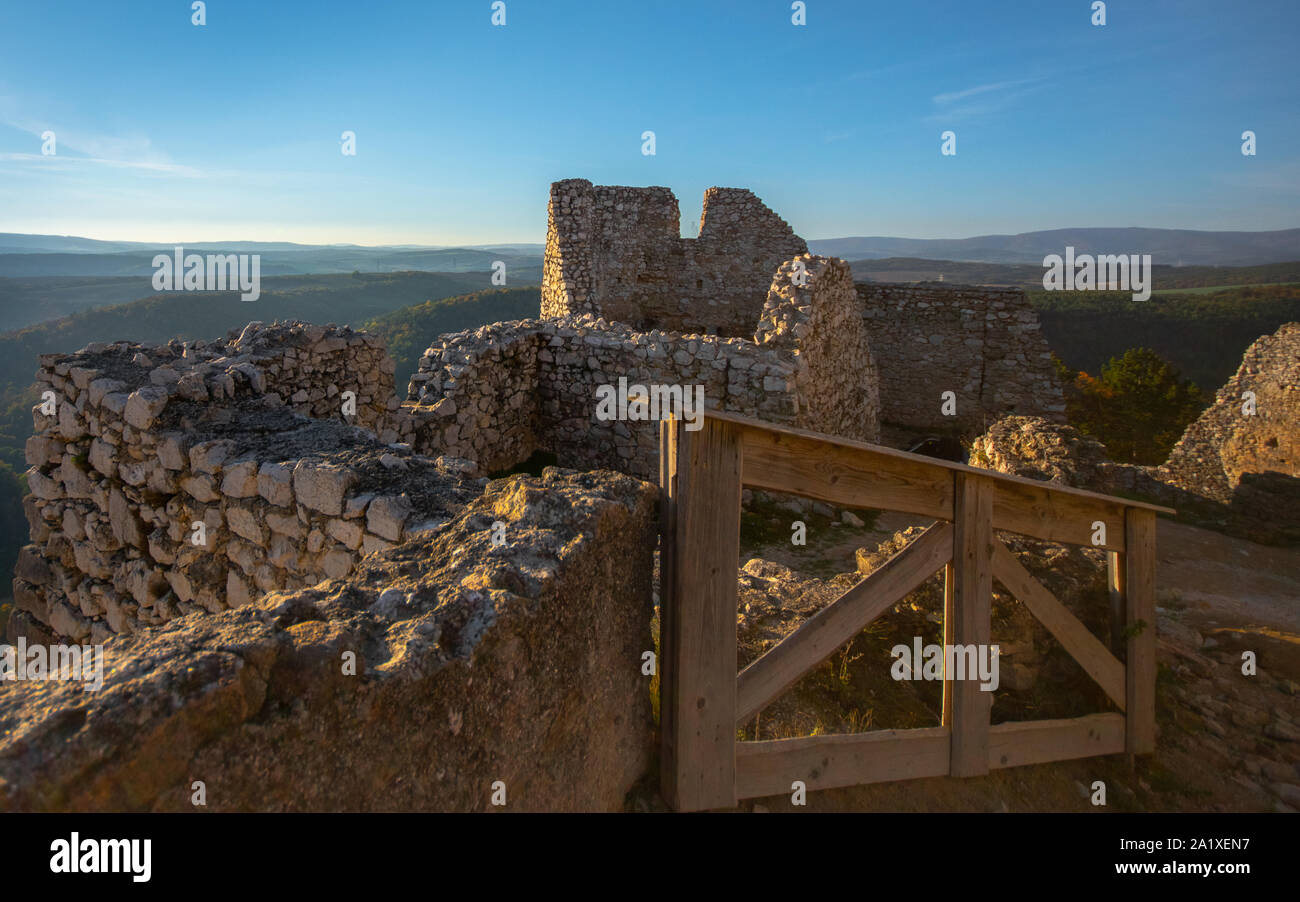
(6, 176), (1078, 674)
(541, 178), (809, 335)
(409, 253), (881, 478)
(539, 179), (1065, 437)
(11, 177), (1292, 812)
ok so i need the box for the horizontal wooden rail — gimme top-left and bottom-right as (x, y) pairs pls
(735, 713), (1126, 799)
(989, 713), (1126, 769)
(736, 727), (951, 799)
(703, 406), (1172, 550)
(735, 521), (953, 724)
(741, 426), (954, 520)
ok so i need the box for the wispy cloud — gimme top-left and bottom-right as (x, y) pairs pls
(0, 101), (199, 176)
(925, 76), (1048, 123)
(932, 78), (1038, 106)
(0, 151), (206, 177)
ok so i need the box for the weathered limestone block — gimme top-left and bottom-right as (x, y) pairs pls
(123, 385), (170, 430)
(220, 460), (260, 498)
(258, 462), (294, 507)
(292, 461), (358, 517)
(157, 434), (188, 470)
(366, 495), (412, 542)
(225, 505), (267, 545)
(326, 518), (364, 550)
(108, 487), (145, 549)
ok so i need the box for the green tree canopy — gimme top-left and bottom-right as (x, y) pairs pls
(1061, 347), (1207, 466)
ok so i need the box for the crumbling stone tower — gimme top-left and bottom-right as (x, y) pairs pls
(541, 178), (808, 335)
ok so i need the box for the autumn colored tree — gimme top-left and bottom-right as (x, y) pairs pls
(1057, 348), (1207, 465)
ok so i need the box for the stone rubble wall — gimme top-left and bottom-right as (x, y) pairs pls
(405, 316), (796, 478)
(757, 255), (881, 443)
(1159, 322), (1300, 502)
(15, 322), (480, 644)
(1, 468), (658, 812)
(541, 178), (807, 336)
(856, 282), (1065, 434)
(970, 412), (1300, 546)
(399, 321), (545, 475)
(407, 256), (882, 479)
(967, 414), (1180, 505)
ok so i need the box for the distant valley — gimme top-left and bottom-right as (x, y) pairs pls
(810, 226), (1300, 267)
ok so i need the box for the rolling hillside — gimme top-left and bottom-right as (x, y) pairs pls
(812, 227), (1300, 266)
(363, 286), (542, 391)
(0, 233), (544, 279)
(0, 270), (498, 394)
(1031, 284), (1300, 390)
(849, 258), (1300, 290)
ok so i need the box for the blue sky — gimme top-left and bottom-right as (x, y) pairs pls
(0, 0), (1296, 245)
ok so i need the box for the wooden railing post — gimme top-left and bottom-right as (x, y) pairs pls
(1106, 551), (1126, 655)
(657, 418), (679, 804)
(659, 417), (741, 811)
(941, 562), (955, 728)
(949, 472), (993, 777)
(1124, 508), (1157, 755)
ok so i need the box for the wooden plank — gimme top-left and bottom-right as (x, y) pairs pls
(699, 405), (1175, 515)
(991, 478), (1127, 551)
(739, 425), (953, 520)
(660, 417), (742, 811)
(1107, 550), (1126, 655)
(989, 713), (1126, 769)
(950, 473), (993, 777)
(735, 521), (954, 724)
(941, 561), (955, 727)
(991, 539), (1126, 710)
(739, 412), (1147, 549)
(657, 418), (679, 799)
(1125, 508), (1157, 755)
(735, 727), (951, 799)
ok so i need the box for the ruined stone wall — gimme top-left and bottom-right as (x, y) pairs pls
(541, 178), (807, 336)
(18, 290), (874, 647)
(1160, 323), (1300, 502)
(14, 323), (479, 644)
(970, 409), (1300, 546)
(402, 323), (544, 475)
(1155, 322), (1300, 543)
(757, 255), (880, 443)
(405, 316), (795, 478)
(856, 283), (1065, 434)
(409, 255), (881, 479)
(6, 320), (663, 812)
(1, 468), (658, 812)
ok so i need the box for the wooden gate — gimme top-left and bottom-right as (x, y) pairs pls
(658, 409), (1170, 811)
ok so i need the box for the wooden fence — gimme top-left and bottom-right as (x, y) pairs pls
(657, 409), (1172, 811)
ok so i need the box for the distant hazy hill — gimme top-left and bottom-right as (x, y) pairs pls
(0, 270), (498, 394)
(849, 257), (1300, 290)
(0, 249), (543, 279)
(0, 232), (544, 255)
(364, 286), (542, 391)
(811, 227), (1300, 267)
(0, 233), (544, 279)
